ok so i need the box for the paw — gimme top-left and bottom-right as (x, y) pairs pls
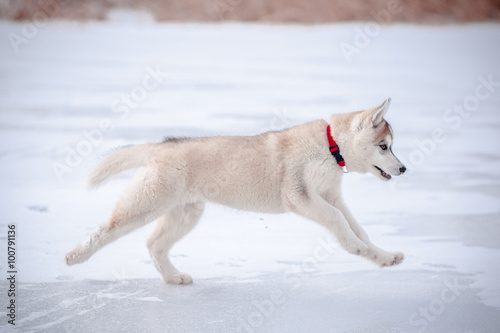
(164, 273), (193, 285)
(65, 246), (87, 266)
(370, 250), (404, 267)
(389, 252), (405, 266)
(65, 252), (76, 266)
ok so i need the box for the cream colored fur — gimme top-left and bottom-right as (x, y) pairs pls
(65, 99), (406, 284)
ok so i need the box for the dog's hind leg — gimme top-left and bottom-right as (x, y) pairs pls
(147, 202), (205, 284)
(65, 169), (176, 266)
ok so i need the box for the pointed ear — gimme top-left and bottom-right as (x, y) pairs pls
(370, 98), (391, 127)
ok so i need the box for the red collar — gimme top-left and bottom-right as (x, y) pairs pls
(327, 125), (347, 171)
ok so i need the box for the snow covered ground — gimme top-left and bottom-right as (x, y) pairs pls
(1, 20), (500, 332)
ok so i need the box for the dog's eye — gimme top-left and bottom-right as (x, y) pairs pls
(380, 144), (387, 150)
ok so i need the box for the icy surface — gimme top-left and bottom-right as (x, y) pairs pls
(0, 21), (500, 332)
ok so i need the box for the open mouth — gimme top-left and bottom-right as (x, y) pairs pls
(374, 166), (392, 180)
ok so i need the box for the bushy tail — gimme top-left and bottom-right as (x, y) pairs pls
(87, 143), (156, 189)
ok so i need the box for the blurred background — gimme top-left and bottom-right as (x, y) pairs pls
(2, 0), (500, 22)
(1, 1), (500, 332)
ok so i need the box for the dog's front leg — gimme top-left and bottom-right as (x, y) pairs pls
(332, 197), (404, 267)
(287, 195), (369, 257)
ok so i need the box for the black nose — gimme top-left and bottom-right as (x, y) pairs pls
(399, 166), (407, 174)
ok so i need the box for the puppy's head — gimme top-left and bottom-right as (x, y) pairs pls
(340, 99), (406, 180)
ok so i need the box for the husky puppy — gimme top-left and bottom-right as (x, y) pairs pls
(66, 99), (406, 284)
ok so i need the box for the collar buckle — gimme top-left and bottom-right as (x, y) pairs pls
(327, 125), (348, 173)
